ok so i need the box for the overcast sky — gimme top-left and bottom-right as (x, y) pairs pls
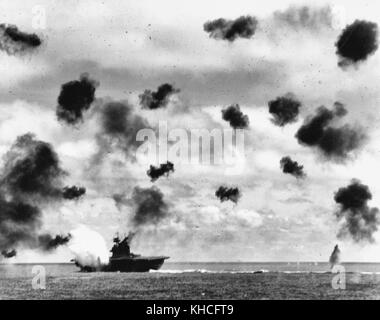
(1, 0), (380, 262)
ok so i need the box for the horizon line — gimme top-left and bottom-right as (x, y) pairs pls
(1, 261), (380, 265)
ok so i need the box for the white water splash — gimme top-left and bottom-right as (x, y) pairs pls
(68, 225), (109, 267)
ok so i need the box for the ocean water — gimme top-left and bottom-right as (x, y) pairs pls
(1, 262), (380, 299)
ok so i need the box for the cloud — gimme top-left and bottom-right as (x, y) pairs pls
(295, 102), (366, 160)
(56, 73), (99, 125)
(139, 83), (180, 109)
(203, 16), (258, 42)
(280, 156), (305, 179)
(268, 93), (301, 127)
(0, 23), (42, 55)
(336, 20), (378, 68)
(221, 104), (249, 129)
(334, 179), (380, 242)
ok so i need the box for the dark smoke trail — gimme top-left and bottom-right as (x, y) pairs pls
(37, 234), (72, 251)
(268, 93), (301, 127)
(203, 16), (258, 42)
(62, 186), (86, 200)
(57, 73), (99, 125)
(295, 103), (365, 160)
(131, 186), (169, 226)
(1, 133), (67, 199)
(0, 24), (42, 55)
(215, 186), (241, 204)
(1, 249), (17, 259)
(147, 161), (174, 182)
(139, 83), (180, 110)
(334, 180), (380, 243)
(222, 104), (249, 129)
(280, 156), (305, 179)
(329, 244), (341, 267)
(336, 20), (378, 68)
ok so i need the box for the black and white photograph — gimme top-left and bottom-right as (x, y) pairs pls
(0, 0), (379, 304)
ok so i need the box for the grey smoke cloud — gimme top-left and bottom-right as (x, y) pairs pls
(139, 83), (180, 110)
(1, 133), (67, 199)
(0, 23), (42, 55)
(336, 20), (378, 68)
(131, 186), (170, 227)
(334, 180), (380, 243)
(295, 103), (366, 161)
(57, 73), (99, 125)
(268, 93), (301, 127)
(203, 16), (258, 42)
(222, 104), (249, 129)
(0, 134), (75, 255)
(95, 100), (151, 159)
(147, 161), (174, 182)
(280, 156), (305, 179)
(215, 186), (241, 204)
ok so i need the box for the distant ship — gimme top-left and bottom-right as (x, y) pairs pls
(74, 235), (169, 272)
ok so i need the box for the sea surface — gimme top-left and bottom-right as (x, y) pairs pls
(1, 262), (380, 299)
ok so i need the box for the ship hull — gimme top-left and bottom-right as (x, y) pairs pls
(75, 256), (169, 273)
(105, 256), (168, 272)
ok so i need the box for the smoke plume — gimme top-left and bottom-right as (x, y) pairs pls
(295, 103), (365, 160)
(280, 156), (305, 179)
(131, 186), (170, 227)
(1, 133), (66, 199)
(62, 186), (86, 200)
(329, 244), (341, 267)
(215, 186), (241, 204)
(0, 134), (74, 254)
(268, 93), (301, 127)
(0, 197), (41, 252)
(0, 24), (42, 55)
(336, 20), (378, 68)
(203, 16), (258, 42)
(222, 104), (249, 129)
(57, 73), (99, 125)
(98, 100), (150, 156)
(0, 197), (71, 254)
(139, 83), (180, 110)
(334, 180), (380, 242)
(147, 161), (174, 182)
